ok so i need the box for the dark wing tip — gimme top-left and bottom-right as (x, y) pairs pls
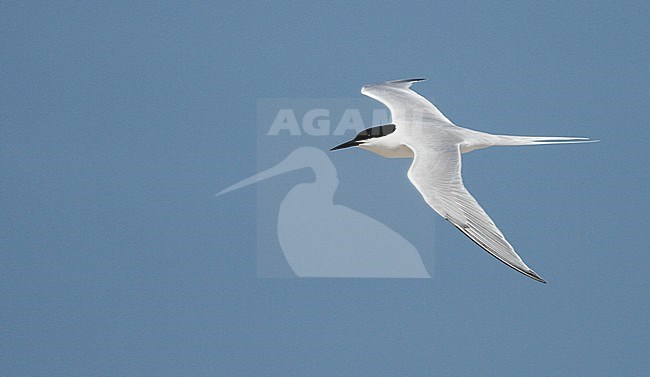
(388, 78), (428, 84)
(449, 220), (548, 284)
(362, 78), (428, 92)
(525, 269), (547, 284)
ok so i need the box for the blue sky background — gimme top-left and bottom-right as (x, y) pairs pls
(2, 1), (649, 375)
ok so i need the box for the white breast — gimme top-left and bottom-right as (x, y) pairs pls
(359, 134), (414, 158)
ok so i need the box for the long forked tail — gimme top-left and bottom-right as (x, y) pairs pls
(494, 134), (599, 146)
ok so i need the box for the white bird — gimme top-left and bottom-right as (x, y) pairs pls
(331, 78), (597, 283)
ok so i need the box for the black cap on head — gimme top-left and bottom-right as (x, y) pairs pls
(330, 124), (396, 151)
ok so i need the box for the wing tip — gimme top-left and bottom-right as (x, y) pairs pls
(448, 219), (548, 284)
(388, 77), (428, 84)
(362, 77), (428, 93)
(525, 269), (547, 284)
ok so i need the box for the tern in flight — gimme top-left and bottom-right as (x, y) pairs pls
(331, 78), (596, 283)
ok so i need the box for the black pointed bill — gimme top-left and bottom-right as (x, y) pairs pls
(330, 140), (360, 151)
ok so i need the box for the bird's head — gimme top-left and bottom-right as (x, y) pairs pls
(330, 124), (396, 151)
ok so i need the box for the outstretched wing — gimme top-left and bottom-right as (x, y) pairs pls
(361, 78), (456, 127)
(404, 141), (546, 283)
